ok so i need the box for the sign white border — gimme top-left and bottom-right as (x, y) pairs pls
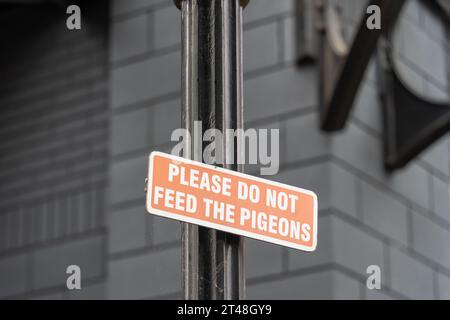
(146, 151), (318, 252)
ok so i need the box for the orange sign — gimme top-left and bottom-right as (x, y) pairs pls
(146, 152), (318, 251)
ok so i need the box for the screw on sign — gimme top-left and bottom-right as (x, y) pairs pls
(146, 152), (318, 252)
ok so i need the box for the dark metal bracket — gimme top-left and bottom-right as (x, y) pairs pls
(377, 38), (450, 171)
(297, 0), (449, 171)
(316, 0), (405, 131)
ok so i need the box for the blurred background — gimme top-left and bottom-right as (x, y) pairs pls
(0, 0), (448, 299)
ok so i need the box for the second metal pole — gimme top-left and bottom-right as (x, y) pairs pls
(177, 0), (248, 300)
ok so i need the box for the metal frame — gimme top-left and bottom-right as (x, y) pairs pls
(298, 0), (449, 170)
(316, 0), (405, 131)
(377, 33), (450, 171)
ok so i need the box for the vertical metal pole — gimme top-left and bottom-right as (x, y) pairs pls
(180, 0), (199, 300)
(176, 0), (248, 300)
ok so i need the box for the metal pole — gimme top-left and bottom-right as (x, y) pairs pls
(176, 0), (248, 300)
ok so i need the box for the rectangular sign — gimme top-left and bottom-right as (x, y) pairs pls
(146, 152), (318, 251)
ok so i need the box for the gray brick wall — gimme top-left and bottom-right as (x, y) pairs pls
(0, 0), (448, 300)
(107, 0), (182, 299)
(0, 2), (109, 299)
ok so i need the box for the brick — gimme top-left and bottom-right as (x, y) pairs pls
(0, 214), (7, 250)
(111, 51), (180, 108)
(353, 82), (381, 134)
(432, 176), (450, 223)
(111, 108), (148, 155)
(274, 163), (329, 211)
(389, 247), (435, 299)
(420, 135), (450, 177)
(285, 112), (330, 163)
(247, 269), (360, 300)
(68, 282), (106, 300)
(411, 212), (450, 269)
(291, 213), (385, 280)
(110, 154), (147, 205)
(149, 98), (181, 146)
(32, 235), (104, 290)
(332, 270), (362, 300)
(244, 66), (316, 122)
(437, 273), (450, 299)
(153, 6), (180, 49)
(386, 163), (430, 211)
(288, 215), (332, 270)
(8, 210), (21, 249)
(109, 247), (181, 299)
(329, 163), (358, 218)
(151, 215), (181, 246)
(329, 216), (385, 278)
(109, 205), (148, 254)
(245, 238), (284, 279)
(0, 253), (29, 298)
(111, 14), (148, 62)
(244, 0), (292, 24)
(331, 123), (384, 182)
(361, 182), (409, 246)
(282, 16), (296, 64)
(244, 22), (279, 73)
